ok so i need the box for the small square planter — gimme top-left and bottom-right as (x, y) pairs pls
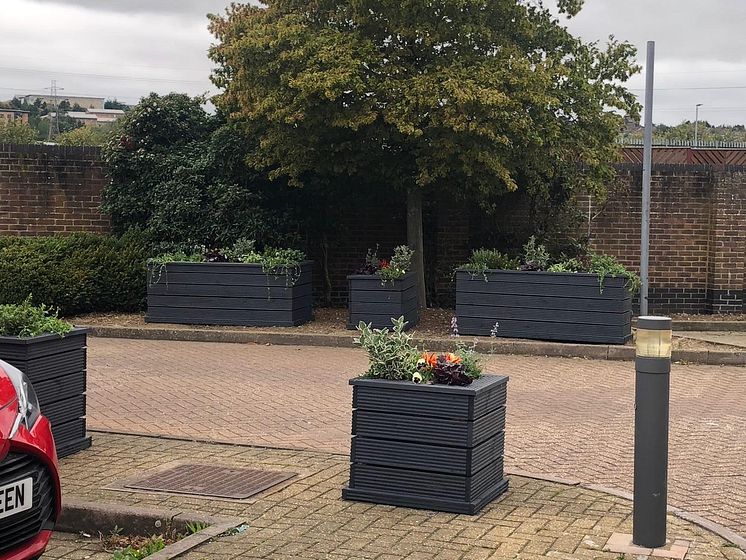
(146, 261), (313, 327)
(455, 270), (632, 344)
(343, 374), (508, 514)
(0, 328), (90, 458)
(347, 271), (419, 330)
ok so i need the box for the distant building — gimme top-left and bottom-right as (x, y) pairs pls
(48, 108), (125, 127)
(0, 108), (30, 124)
(22, 94), (105, 110)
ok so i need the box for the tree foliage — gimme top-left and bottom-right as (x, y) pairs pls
(101, 93), (297, 248)
(208, 0), (640, 206)
(0, 120), (36, 144)
(57, 124), (116, 146)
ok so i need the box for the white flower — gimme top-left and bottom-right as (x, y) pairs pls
(412, 372), (423, 384)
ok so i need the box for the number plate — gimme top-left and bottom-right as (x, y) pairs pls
(0, 477), (33, 520)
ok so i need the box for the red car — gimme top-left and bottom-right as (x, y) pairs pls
(0, 360), (61, 560)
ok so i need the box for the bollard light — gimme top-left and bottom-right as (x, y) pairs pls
(633, 316), (672, 549)
(635, 317), (672, 358)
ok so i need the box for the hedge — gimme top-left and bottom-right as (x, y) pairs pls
(0, 232), (150, 316)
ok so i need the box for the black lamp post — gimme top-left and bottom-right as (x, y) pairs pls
(633, 316), (673, 548)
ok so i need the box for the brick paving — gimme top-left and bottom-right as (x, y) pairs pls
(85, 338), (746, 537)
(43, 433), (745, 560)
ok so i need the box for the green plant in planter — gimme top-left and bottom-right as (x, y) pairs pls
(355, 317), (484, 385)
(378, 245), (414, 283)
(0, 298), (72, 338)
(519, 236), (551, 271)
(354, 317), (419, 381)
(458, 248), (519, 278)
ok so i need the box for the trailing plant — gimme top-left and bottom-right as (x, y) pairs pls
(0, 297), (72, 338)
(148, 242), (307, 287)
(148, 251), (204, 265)
(459, 249), (519, 276)
(586, 252), (641, 294)
(546, 252), (640, 293)
(354, 317), (419, 381)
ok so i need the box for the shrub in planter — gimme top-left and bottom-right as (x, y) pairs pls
(0, 299), (90, 457)
(347, 245), (419, 330)
(342, 317), (509, 514)
(455, 238), (639, 344)
(146, 239), (312, 327)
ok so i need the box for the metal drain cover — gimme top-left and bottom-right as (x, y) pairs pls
(123, 464), (296, 499)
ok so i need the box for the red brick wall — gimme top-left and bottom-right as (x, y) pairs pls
(2, 144), (744, 313)
(584, 165), (745, 313)
(0, 144), (110, 235)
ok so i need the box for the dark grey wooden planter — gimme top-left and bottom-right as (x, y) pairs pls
(146, 261), (313, 327)
(343, 374), (508, 514)
(455, 270), (633, 344)
(347, 271), (419, 330)
(0, 328), (90, 458)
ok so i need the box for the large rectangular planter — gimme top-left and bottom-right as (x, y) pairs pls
(455, 270), (632, 344)
(146, 261), (313, 327)
(0, 328), (90, 458)
(347, 271), (419, 330)
(343, 374), (508, 514)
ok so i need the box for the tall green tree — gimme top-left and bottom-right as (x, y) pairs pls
(209, 0), (640, 305)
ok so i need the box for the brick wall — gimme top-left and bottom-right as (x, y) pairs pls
(583, 165), (746, 314)
(0, 144), (110, 235)
(2, 144), (745, 314)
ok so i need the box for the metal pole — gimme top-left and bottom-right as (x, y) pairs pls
(633, 316), (672, 548)
(640, 41), (655, 317)
(694, 104), (702, 147)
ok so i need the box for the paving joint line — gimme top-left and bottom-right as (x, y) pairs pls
(79, 431), (746, 549)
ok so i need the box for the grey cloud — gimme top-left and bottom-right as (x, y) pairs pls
(29, 0), (233, 16)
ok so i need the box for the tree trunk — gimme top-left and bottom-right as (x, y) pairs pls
(407, 186), (426, 308)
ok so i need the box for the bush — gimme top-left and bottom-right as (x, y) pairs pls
(0, 232), (151, 315)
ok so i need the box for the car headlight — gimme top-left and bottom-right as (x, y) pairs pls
(3, 362), (41, 437)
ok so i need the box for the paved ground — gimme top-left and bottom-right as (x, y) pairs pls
(679, 332), (746, 349)
(42, 433), (746, 560)
(86, 337), (746, 537)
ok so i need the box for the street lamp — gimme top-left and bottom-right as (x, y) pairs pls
(694, 104), (703, 147)
(633, 316), (672, 548)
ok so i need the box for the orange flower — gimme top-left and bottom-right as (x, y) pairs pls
(421, 352), (438, 367)
(444, 352), (462, 364)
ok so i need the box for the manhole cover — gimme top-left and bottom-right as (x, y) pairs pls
(123, 464), (296, 499)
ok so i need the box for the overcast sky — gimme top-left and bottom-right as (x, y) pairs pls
(2, 0), (746, 125)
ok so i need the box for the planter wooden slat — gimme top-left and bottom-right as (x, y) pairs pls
(347, 272), (419, 330)
(147, 294), (311, 312)
(352, 406), (506, 447)
(146, 261), (313, 327)
(344, 374), (508, 514)
(147, 282), (313, 299)
(456, 291), (631, 312)
(146, 307), (312, 327)
(457, 276), (629, 299)
(457, 304), (632, 325)
(455, 270), (633, 344)
(352, 432), (504, 476)
(345, 459), (507, 514)
(0, 329), (90, 458)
